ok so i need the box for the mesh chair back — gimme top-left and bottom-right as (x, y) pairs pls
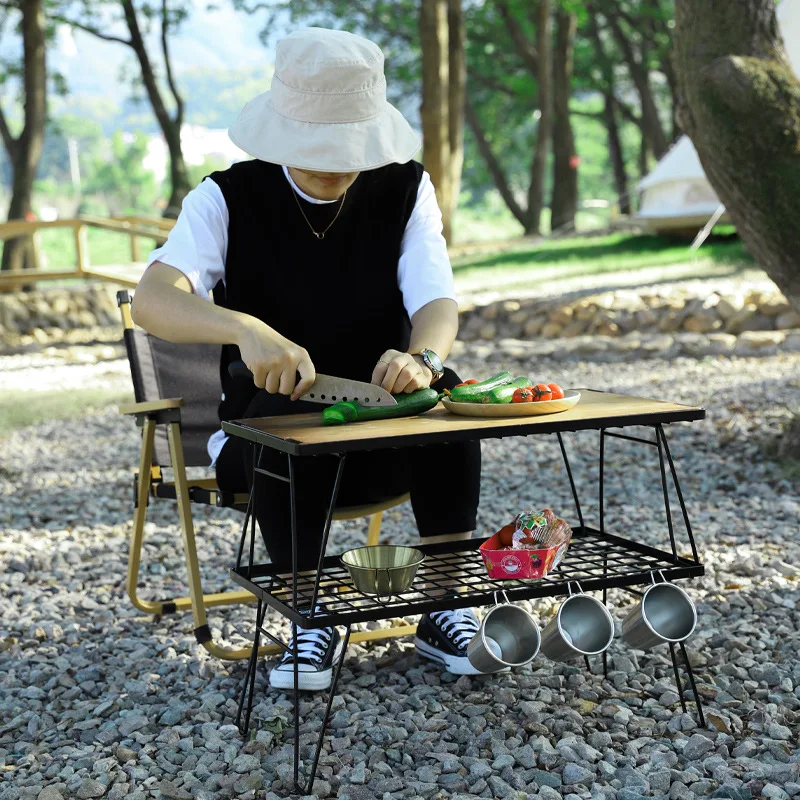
(122, 316), (222, 468)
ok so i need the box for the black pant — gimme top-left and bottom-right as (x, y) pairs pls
(216, 368), (481, 571)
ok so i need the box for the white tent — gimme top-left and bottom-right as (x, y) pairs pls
(636, 0), (800, 233)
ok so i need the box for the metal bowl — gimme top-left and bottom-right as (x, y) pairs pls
(340, 545), (425, 597)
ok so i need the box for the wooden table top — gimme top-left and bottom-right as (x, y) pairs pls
(221, 389), (705, 456)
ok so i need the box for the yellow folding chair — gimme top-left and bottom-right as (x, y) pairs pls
(117, 290), (415, 660)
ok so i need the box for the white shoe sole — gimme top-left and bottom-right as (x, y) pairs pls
(269, 639), (344, 692)
(414, 637), (510, 675)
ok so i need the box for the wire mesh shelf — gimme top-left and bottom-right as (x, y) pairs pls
(230, 526), (704, 629)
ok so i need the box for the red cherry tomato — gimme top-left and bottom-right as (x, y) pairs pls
(531, 384), (553, 402)
(547, 383), (565, 400)
(512, 387), (535, 403)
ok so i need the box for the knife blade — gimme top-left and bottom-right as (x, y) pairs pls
(227, 361), (398, 406)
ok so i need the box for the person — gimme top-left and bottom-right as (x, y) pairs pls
(131, 27), (485, 691)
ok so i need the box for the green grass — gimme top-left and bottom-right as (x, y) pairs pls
(452, 231), (752, 285)
(0, 387), (133, 434)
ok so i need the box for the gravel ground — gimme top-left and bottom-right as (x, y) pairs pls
(1, 345), (799, 800)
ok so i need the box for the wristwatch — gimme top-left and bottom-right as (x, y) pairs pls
(417, 348), (444, 383)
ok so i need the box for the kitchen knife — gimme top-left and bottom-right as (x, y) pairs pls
(227, 360), (398, 406)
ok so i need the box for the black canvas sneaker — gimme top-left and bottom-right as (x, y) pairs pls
(414, 608), (495, 675)
(269, 624), (344, 691)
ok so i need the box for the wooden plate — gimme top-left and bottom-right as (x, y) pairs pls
(442, 390), (581, 417)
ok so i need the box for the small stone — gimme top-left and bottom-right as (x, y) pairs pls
(763, 785), (791, 800)
(776, 310), (800, 330)
(115, 747), (137, 763)
(37, 789), (64, 800)
(487, 776), (515, 798)
(767, 722), (791, 740)
(710, 787), (753, 800)
(758, 295), (792, 316)
(158, 781), (192, 800)
(683, 733), (714, 760)
(530, 769), (562, 788)
(706, 712), (733, 735)
(348, 761), (368, 785)
(513, 745), (536, 769)
(539, 788), (562, 800)
(588, 732), (612, 749)
(659, 691), (680, 706)
(118, 715), (149, 737)
(76, 780), (105, 800)
(618, 790), (650, 800)
(563, 764), (594, 785)
(232, 754), (260, 773)
(725, 304), (758, 334)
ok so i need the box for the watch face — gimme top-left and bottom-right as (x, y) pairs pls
(425, 349), (443, 373)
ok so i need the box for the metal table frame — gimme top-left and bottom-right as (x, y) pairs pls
(223, 396), (706, 795)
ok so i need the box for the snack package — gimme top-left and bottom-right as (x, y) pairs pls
(480, 508), (573, 580)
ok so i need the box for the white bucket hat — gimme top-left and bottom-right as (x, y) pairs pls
(229, 27), (421, 173)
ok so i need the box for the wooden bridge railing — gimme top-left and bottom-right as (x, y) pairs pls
(0, 215), (175, 291)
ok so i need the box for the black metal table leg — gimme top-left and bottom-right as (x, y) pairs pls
(295, 625), (353, 795)
(679, 641), (706, 727)
(557, 431), (584, 528)
(236, 597), (267, 735)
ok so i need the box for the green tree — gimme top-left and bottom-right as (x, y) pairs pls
(0, 0), (48, 274)
(85, 131), (157, 214)
(54, 0), (192, 218)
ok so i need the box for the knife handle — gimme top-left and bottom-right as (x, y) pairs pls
(228, 360), (254, 381)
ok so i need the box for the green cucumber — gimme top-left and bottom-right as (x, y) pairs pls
(484, 376), (532, 404)
(322, 388), (440, 425)
(448, 371), (515, 403)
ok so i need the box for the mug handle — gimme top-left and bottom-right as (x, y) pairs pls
(650, 570), (669, 585)
(493, 590), (512, 607)
(567, 580), (584, 597)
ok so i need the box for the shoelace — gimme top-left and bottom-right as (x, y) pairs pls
(279, 627), (333, 666)
(430, 609), (479, 648)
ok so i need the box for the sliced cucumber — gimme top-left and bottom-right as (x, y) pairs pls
(448, 371), (515, 403)
(484, 377), (533, 404)
(322, 388), (440, 425)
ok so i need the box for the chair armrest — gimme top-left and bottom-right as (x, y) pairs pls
(119, 398), (184, 415)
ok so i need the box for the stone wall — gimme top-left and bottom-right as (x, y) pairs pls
(2, 282), (799, 357)
(0, 285), (123, 348)
(458, 286), (800, 342)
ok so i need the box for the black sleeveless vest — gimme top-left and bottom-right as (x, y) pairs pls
(209, 159), (423, 422)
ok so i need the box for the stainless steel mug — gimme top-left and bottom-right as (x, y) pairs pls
(622, 571), (697, 650)
(467, 592), (542, 672)
(540, 582), (615, 662)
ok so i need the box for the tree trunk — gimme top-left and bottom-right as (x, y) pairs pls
(446, 0), (465, 243)
(163, 122), (190, 219)
(1, 0), (47, 274)
(121, 0), (190, 219)
(464, 96), (528, 228)
(639, 134), (649, 180)
(605, 8), (668, 158)
(526, 0), (552, 235)
(550, 9), (577, 233)
(420, 0), (453, 242)
(674, 0), (800, 311)
(604, 91), (631, 215)
(587, 8), (631, 216)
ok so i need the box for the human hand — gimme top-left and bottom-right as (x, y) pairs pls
(371, 349), (432, 394)
(235, 316), (315, 401)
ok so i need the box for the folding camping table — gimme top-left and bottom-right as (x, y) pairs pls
(222, 389), (707, 794)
